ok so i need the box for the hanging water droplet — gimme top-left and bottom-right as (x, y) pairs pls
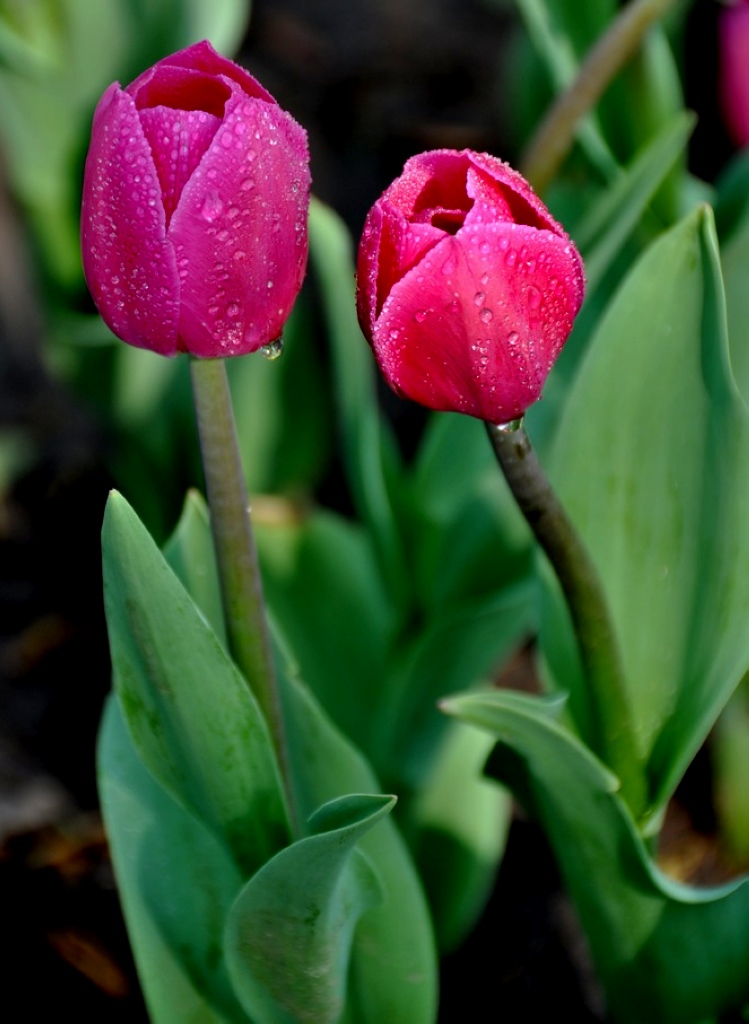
(260, 336), (284, 360)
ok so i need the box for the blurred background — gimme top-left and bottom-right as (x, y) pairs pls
(0, 0), (737, 1019)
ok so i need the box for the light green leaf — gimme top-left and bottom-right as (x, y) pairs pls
(102, 490), (290, 876)
(225, 794), (392, 1024)
(98, 695), (247, 1024)
(444, 690), (749, 1024)
(541, 205), (749, 815)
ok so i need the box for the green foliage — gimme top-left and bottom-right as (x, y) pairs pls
(444, 689), (749, 1024)
(99, 491), (438, 1023)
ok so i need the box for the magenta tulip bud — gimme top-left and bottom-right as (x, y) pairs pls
(356, 149), (585, 424)
(720, 1), (749, 148)
(81, 41), (310, 357)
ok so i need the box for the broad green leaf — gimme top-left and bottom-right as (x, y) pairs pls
(412, 720), (511, 953)
(102, 490), (290, 876)
(308, 198), (407, 603)
(98, 695), (247, 1024)
(280, 667), (438, 1024)
(444, 690), (749, 1024)
(541, 206), (749, 814)
(225, 794), (392, 1024)
(155, 491), (438, 1022)
(255, 509), (397, 760)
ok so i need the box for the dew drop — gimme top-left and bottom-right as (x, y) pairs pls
(480, 273), (489, 286)
(201, 191), (224, 221)
(479, 307), (493, 324)
(527, 286), (541, 312)
(226, 302), (241, 318)
(505, 250), (518, 268)
(473, 291), (485, 306)
(441, 255), (456, 275)
(414, 309), (429, 323)
(260, 336), (284, 360)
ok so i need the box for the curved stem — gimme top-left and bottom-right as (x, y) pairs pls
(520, 0), (676, 194)
(190, 357), (296, 831)
(486, 419), (646, 816)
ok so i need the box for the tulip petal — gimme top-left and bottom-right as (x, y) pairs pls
(373, 221), (584, 423)
(168, 88), (310, 356)
(139, 106), (222, 223)
(128, 40), (275, 106)
(81, 84), (180, 355)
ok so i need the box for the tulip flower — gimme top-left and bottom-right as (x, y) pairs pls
(356, 149), (585, 424)
(81, 41), (310, 357)
(720, 0), (749, 148)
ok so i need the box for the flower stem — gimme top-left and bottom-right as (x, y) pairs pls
(520, 0), (676, 194)
(486, 419), (646, 816)
(190, 357), (295, 829)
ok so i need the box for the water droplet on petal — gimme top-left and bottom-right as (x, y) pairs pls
(414, 309), (429, 323)
(473, 291), (485, 306)
(226, 302), (241, 318)
(260, 336), (284, 360)
(201, 191), (224, 221)
(527, 286), (541, 312)
(507, 330), (519, 346)
(479, 307), (493, 323)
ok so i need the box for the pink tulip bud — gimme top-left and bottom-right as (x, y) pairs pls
(81, 41), (310, 357)
(356, 150), (585, 424)
(720, 1), (749, 148)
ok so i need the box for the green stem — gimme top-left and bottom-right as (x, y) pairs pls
(190, 357), (295, 829)
(520, 0), (676, 194)
(486, 419), (646, 816)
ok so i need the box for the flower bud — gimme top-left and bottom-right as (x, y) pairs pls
(356, 149), (585, 424)
(720, 1), (749, 148)
(81, 41), (310, 357)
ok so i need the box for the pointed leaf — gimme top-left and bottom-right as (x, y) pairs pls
(280, 667), (438, 1024)
(98, 695), (247, 1023)
(225, 794), (392, 1023)
(541, 206), (749, 812)
(444, 690), (749, 1024)
(102, 490), (290, 875)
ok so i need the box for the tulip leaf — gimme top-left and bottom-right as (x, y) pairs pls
(411, 719), (511, 953)
(98, 695), (247, 1024)
(255, 509), (397, 766)
(279, 665), (438, 1024)
(163, 488), (226, 645)
(308, 198), (408, 604)
(576, 111), (695, 292)
(721, 208), (749, 405)
(541, 205), (749, 815)
(225, 794), (392, 1023)
(159, 491), (438, 1022)
(443, 689), (749, 1024)
(101, 490), (290, 876)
